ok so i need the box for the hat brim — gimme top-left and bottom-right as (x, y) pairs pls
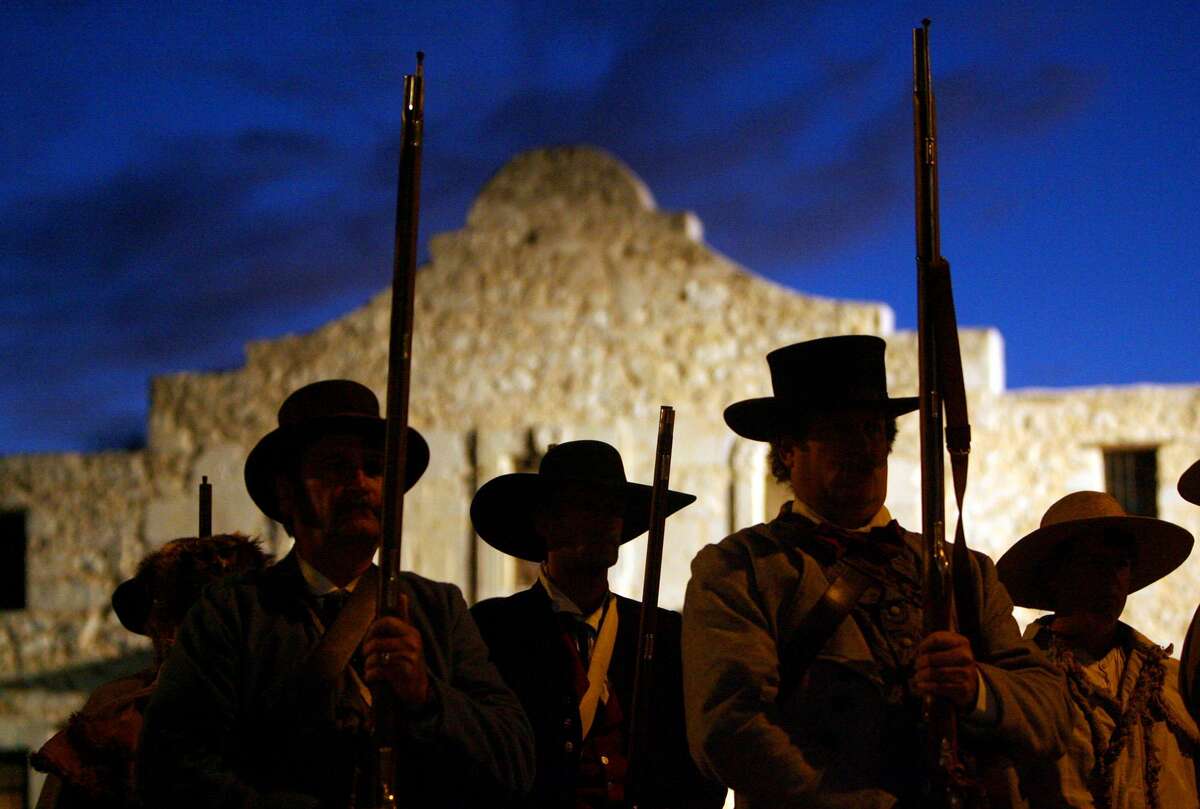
(112, 576), (152, 636)
(1180, 460), (1200, 506)
(470, 474), (697, 562)
(244, 415), (430, 525)
(996, 515), (1194, 611)
(723, 396), (920, 442)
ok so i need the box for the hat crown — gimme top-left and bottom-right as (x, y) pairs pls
(1040, 491), (1129, 528)
(538, 440), (628, 486)
(277, 380), (380, 427)
(766, 335), (891, 405)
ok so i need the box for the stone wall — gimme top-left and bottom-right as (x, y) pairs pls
(2, 147), (1198, 798)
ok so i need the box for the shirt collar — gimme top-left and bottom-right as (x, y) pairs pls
(538, 564), (608, 632)
(790, 499), (893, 533)
(296, 553), (361, 597)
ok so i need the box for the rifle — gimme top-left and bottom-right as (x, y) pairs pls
(625, 406), (676, 809)
(198, 475), (212, 538)
(912, 19), (981, 808)
(371, 51), (425, 809)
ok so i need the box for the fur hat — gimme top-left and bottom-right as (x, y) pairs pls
(112, 533), (271, 636)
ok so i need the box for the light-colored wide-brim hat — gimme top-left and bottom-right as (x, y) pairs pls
(1180, 460), (1200, 506)
(996, 490), (1193, 611)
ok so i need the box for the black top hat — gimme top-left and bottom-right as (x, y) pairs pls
(244, 380), (429, 524)
(1180, 459), (1200, 506)
(724, 335), (918, 442)
(470, 440), (696, 562)
(996, 491), (1193, 611)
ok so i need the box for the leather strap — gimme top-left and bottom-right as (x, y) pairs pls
(778, 561), (876, 702)
(927, 258), (980, 646)
(304, 567), (379, 686)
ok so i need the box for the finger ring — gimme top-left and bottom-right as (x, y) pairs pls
(381, 652), (391, 665)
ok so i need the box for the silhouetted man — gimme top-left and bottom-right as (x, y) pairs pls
(471, 440), (725, 809)
(998, 490), (1198, 809)
(139, 380), (534, 808)
(683, 335), (1069, 808)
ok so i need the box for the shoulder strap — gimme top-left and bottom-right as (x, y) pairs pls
(929, 261), (981, 647)
(777, 566), (874, 703)
(763, 528), (880, 702)
(304, 567), (379, 685)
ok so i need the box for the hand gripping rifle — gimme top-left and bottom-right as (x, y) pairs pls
(625, 406), (676, 809)
(913, 20), (983, 809)
(371, 52), (425, 809)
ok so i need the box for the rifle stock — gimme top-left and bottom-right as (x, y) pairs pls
(371, 52), (425, 809)
(625, 406), (676, 809)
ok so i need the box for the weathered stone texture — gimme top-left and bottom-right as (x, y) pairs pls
(2, 148), (1198, 761)
(0, 451), (151, 678)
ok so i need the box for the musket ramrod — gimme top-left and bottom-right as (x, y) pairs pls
(372, 51), (425, 809)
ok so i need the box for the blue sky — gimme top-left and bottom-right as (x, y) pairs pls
(2, 1), (1197, 453)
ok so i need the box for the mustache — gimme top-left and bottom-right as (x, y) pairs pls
(333, 494), (378, 518)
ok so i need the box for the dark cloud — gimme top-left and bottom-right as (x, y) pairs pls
(0, 1), (1175, 453)
(0, 127), (403, 451)
(937, 63), (1101, 137)
(691, 56), (1098, 268)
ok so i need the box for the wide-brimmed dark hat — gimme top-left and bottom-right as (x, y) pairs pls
(244, 380), (429, 524)
(113, 534), (270, 636)
(724, 335), (918, 442)
(1180, 460), (1200, 506)
(996, 490), (1193, 611)
(470, 440), (696, 562)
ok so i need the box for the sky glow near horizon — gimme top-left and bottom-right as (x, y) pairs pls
(2, 1), (1197, 454)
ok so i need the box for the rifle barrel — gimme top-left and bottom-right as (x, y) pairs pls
(198, 476), (212, 538)
(373, 51), (425, 809)
(625, 405), (676, 808)
(913, 20), (971, 807)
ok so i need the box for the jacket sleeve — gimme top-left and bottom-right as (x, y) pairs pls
(137, 586), (319, 809)
(397, 583), (536, 803)
(968, 550), (1071, 761)
(682, 540), (896, 809)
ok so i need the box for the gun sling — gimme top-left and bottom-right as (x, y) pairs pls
(777, 560), (877, 703)
(302, 567), (380, 688)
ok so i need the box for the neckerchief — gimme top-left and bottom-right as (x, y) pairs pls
(777, 503), (906, 566)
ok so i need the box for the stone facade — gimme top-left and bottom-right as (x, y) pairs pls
(1, 146), (1198, 803)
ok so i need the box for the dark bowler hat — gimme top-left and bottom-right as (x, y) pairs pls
(470, 440), (696, 562)
(996, 491), (1193, 612)
(724, 335), (918, 442)
(244, 380), (429, 524)
(1181, 459), (1200, 506)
